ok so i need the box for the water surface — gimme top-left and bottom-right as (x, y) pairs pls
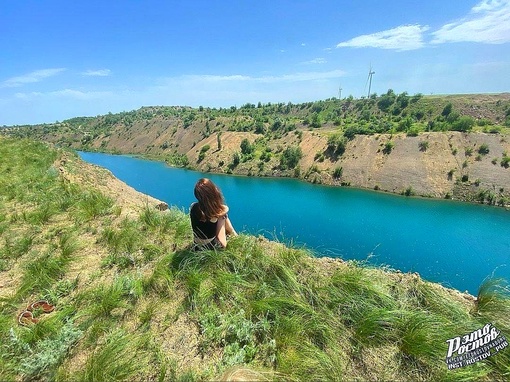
(79, 151), (510, 295)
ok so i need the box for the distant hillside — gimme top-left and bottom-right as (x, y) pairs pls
(4, 92), (510, 206)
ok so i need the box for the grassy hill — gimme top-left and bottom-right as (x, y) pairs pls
(3, 93), (510, 206)
(1, 136), (510, 381)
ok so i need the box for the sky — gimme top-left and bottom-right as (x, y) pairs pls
(1, 0), (509, 126)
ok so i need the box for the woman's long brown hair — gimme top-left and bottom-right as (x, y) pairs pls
(193, 178), (225, 220)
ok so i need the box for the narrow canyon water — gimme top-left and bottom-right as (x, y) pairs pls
(79, 151), (510, 295)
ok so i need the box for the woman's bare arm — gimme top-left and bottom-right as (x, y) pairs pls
(225, 216), (237, 236)
(215, 218), (227, 248)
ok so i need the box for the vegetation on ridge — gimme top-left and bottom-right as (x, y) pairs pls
(1, 136), (510, 381)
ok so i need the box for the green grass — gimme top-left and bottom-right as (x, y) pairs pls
(16, 249), (71, 299)
(1, 136), (510, 381)
(73, 329), (148, 382)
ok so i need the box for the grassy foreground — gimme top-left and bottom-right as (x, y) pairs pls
(0, 137), (509, 381)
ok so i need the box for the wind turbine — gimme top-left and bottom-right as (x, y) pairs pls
(365, 65), (375, 98)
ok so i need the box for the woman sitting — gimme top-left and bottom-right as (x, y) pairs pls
(190, 178), (237, 250)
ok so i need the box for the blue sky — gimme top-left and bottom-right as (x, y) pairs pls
(1, 0), (509, 126)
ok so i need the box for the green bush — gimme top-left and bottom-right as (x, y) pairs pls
(451, 116), (474, 132)
(382, 141), (394, 154)
(20, 322), (83, 380)
(166, 153), (189, 167)
(327, 134), (347, 156)
(501, 155), (510, 168)
(280, 146), (303, 170)
(240, 138), (254, 155)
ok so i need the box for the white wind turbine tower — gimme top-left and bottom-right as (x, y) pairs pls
(365, 65), (375, 98)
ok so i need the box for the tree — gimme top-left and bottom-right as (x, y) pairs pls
(442, 103), (453, 117)
(377, 89), (396, 112)
(240, 138), (254, 155)
(310, 113), (322, 128)
(451, 116), (474, 132)
(280, 146), (303, 169)
(327, 135), (347, 156)
(217, 132), (222, 151)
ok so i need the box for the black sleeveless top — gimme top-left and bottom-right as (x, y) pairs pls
(190, 202), (218, 240)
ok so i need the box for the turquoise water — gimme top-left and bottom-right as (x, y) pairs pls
(78, 151), (510, 295)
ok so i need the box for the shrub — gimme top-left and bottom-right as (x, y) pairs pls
(280, 146), (303, 170)
(166, 153), (189, 167)
(377, 90), (396, 112)
(229, 152), (241, 170)
(501, 155), (510, 168)
(314, 152), (325, 162)
(382, 141), (394, 154)
(418, 141), (429, 152)
(310, 113), (322, 128)
(20, 322), (83, 380)
(402, 186), (414, 196)
(240, 139), (254, 155)
(333, 167), (343, 179)
(327, 135), (347, 156)
(198, 145), (210, 163)
(477, 143), (489, 155)
(451, 116), (474, 132)
(406, 126), (421, 136)
(441, 103), (453, 117)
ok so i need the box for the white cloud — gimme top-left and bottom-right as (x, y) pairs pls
(1, 68), (66, 88)
(177, 70), (344, 84)
(82, 69), (111, 77)
(301, 58), (327, 65)
(14, 89), (114, 100)
(431, 0), (510, 44)
(336, 24), (429, 51)
(181, 74), (251, 83)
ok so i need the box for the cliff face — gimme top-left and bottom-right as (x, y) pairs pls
(81, 127), (510, 205)
(4, 94), (510, 205)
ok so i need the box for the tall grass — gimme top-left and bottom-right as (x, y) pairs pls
(73, 329), (148, 382)
(74, 189), (115, 221)
(16, 249), (72, 298)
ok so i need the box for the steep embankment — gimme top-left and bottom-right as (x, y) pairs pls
(1, 137), (510, 381)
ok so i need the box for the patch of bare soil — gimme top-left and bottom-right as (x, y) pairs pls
(58, 151), (163, 218)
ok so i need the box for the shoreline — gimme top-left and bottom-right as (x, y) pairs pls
(79, 147), (510, 210)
